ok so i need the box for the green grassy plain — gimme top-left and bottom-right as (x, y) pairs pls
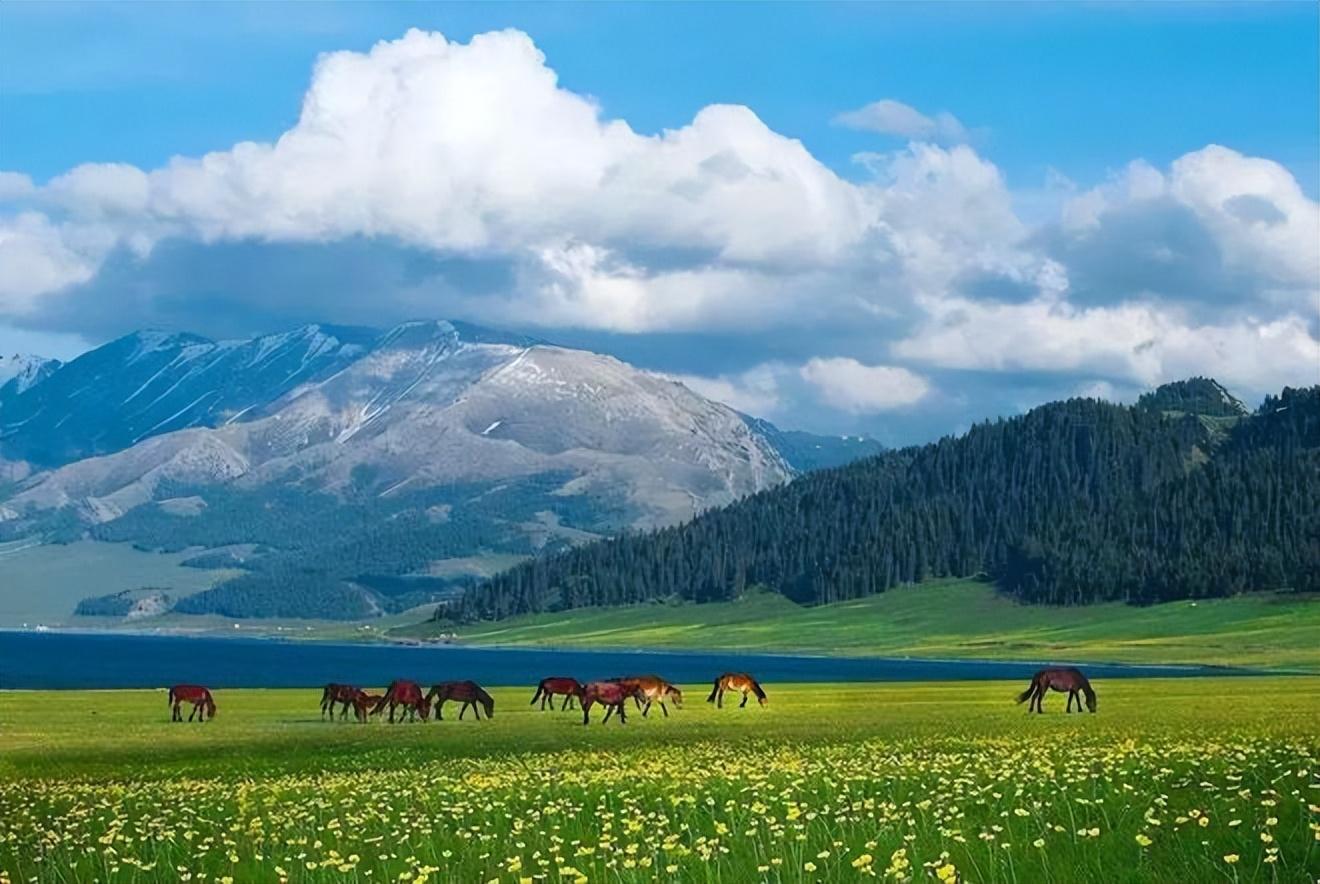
(0, 539), (237, 628)
(395, 580), (1320, 672)
(2, 679), (1318, 883)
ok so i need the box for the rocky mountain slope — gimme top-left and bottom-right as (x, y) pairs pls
(0, 320), (883, 620)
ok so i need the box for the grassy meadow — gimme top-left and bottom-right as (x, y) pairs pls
(2, 678), (1318, 883)
(395, 580), (1320, 673)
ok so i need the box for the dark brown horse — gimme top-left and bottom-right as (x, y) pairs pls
(707, 672), (767, 708)
(168, 684), (216, 722)
(530, 676), (584, 711)
(581, 680), (643, 725)
(425, 681), (495, 720)
(372, 679), (431, 723)
(321, 683), (371, 722)
(612, 675), (683, 717)
(1016, 667), (1097, 713)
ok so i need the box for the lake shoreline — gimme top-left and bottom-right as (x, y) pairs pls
(0, 628), (1282, 691)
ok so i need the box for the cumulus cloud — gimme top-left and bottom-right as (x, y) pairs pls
(1051, 146), (1319, 313)
(0, 213), (104, 312)
(800, 357), (931, 413)
(670, 363), (786, 417)
(0, 27), (1315, 433)
(835, 99), (969, 143)
(893, 297), (1319, 394)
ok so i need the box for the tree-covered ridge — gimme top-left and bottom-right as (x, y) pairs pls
(453, 384), (1319, 621)
(1136, 376), (1247, 417)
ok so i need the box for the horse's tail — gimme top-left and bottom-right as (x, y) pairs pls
(706, 677), (721, 703)
(478, 687), (495, 719)
(203, 691), (217, 720)
(1015, 676), (1037, 704)
(371, 687), (393, 716)
(167, 686), (175, 706)
(530, 681), (544, 705)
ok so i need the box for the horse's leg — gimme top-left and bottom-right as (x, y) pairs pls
(618, 703), (627, 725)
(559, 693), (569, 711)
(1065, 691), (1073, 713)
(740, 691), (748, 708)
(460, 702), (469, 720)
(582, 698), (592, 726)
(642, 701), (651, 718)
(541, 692), (549, 711)
(660, 701), (669, 718)
(603, 705), (614, 724)
(717, 689), (723, 709)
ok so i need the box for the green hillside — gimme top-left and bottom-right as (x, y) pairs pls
(395, 579), (1320, 671)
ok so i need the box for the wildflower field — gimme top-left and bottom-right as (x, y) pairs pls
(2, 678), (1317, 883)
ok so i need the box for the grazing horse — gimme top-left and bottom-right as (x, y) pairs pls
(357, 692), (383, 720)
(530, 676), (584, 711)
(581, 680), (643, 725)
(372, 680), (431, 723)
(168, 684), (216, 722)
(1016, 667), (1097, 714)
(321, 683), (371, 722)
(425, 681), (495, 720)
(707, 672), (767, 709)
(612, 676), (683, 718)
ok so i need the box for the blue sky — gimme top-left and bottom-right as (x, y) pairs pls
(1, 2), (1317, 443)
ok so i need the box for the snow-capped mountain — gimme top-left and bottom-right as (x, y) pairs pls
(0, 320), (815, 528)
(0, 325), (377, 468)
(0, 319), (888, 620)
(0, 353), (61, 405)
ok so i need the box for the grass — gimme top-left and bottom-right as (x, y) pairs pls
(2, 678), (1318, 882)
(0, 539), (237, 628)
(392, 580), (1320, 672)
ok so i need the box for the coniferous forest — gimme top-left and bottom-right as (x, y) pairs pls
(452, 381), (1320, 621)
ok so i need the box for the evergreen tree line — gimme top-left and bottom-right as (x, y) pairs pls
(452, 385), (1319, 621)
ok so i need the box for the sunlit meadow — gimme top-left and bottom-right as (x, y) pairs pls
(2, 679), (1317, 883)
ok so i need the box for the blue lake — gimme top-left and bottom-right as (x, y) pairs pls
(0, 630), (1253, 690)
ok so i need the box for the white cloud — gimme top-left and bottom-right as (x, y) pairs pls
(669, 363), (786, 417)
(0, 27), (1315, 421)
(800, 357), (931, 413)
(1058, 146), (1319, 311)
(0, 172), (36, 201)
(0, 213), (103, 312)
(893, 297), (1320, 395)
(835, 99), (968, 143)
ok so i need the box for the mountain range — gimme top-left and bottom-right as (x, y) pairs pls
(0, 320), (882, 620)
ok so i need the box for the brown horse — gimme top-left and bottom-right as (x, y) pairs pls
(425, 681), (495, 720)
(321, 683), (371, 722)
(530, 676), (584, 711)
(168, 684), (216, 722)
(612, 675), (683, 717)
(371, 679), (431, 723)
(707, 672), (767, 708)
(1016, 667), (1097, 713)
(581, 680), (643, 725)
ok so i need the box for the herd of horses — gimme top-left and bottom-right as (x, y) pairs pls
(166, 666), (1097, 724)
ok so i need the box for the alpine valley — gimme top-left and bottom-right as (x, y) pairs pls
(0, 320), (881, 622)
